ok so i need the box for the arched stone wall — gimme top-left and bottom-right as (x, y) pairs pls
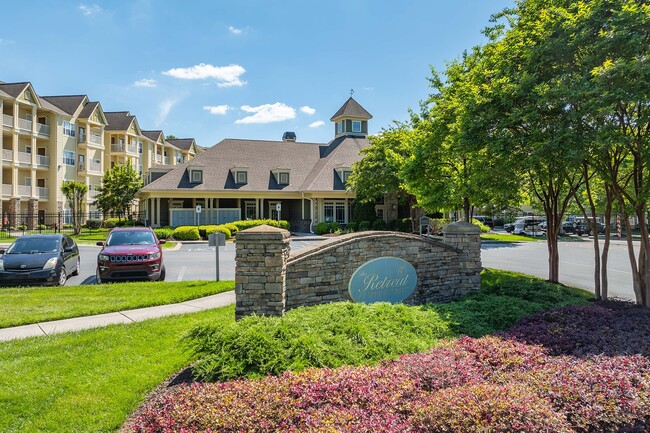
(235, 222), (481, 319)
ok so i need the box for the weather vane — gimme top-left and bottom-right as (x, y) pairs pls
(349, 88), (354, 97)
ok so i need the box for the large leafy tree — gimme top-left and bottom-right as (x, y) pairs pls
(94, 164), (143, 219)
(60, 180), (88, 235)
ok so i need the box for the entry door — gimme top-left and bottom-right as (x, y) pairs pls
(269, 201), (281, 220)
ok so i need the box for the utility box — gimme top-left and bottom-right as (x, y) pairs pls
(208, 232), (226, 247)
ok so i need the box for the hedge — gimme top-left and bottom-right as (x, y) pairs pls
(172, 226), (200, 240)
(205, 225), (231, 240)
(154, 227), (174, 240)
(230, 219), (290, 231)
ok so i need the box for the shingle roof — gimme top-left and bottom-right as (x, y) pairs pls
(330, 97), (373, 121)
(37, 97), (68, 116)
(41, 95), (87, 116)
(142, 130), (163, 141)
(166, 138), (196, 151)
(104, 111), (135, 131)
(0, 82), (30, 98)
(141, 137), (369, 193)
(79, 101), (99, 119)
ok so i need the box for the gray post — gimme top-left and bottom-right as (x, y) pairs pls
(443, 221), (482, 296)
(235, 225), (290, 320)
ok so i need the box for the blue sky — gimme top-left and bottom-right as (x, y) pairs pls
(0, 1), (513, 146)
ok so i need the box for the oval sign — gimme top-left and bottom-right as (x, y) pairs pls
(348, 257), (417, 304)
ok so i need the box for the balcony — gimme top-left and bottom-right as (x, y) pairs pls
(111, 144), (126, 153)
(17, 185), (31, 197)
(2, 149), (12, 161)
(127, 144), (137, 154)
(17, 118), (32, 132)
(36, 123), (50, 137)
(18, 151), (31, 164)
(156, 155), (162, 164)
(164, 157), (170, 165)
(36, 155), (50, 166)
(89, 189), (100, 198)
(37, 187), (49, 199)
(2, 184), (11, 197)
(88, 161), (101, 173)
(89, 133), (102, 146)
(2, 114), (13, 128)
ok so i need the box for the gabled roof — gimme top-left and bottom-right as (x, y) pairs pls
(37, 97), (68, 116)
(0, 82), (30, 98)
(41, 95), (87, 116)
(330, 97), (373, 121)
(166, 138), (196, 152)
(142, 130), (164, 142)
(141, 136), (369, 194)
(104, 111), (136, 132)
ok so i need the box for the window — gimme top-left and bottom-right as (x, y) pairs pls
(63, 121), (76, 137)
(245, 201), (257, 220)
(236, 171), (247, 184)
(190, 169), (203, 183)
(342, 170), (352, 183)
(324, 201), (346, 224)
(337, 121), (343, 134)
(63, 150), (75, 166)
(138, 142), (143, 154)
(352, 121), (361, 132)
(278, 172), (289, 185)
(25, 146), (32, 154)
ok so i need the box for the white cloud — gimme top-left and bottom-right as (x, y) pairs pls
(79, 4), (101, 16)
(203, 105), (230, 115)
(235, 103), (296, 124)
(162, 63), (246, 88)
(309, 120), (325, 128)
(133, 78), (157, 88)
(300, 106), (316, 115)
(228, 26), (243, 35)
(156, 99), (177, 126)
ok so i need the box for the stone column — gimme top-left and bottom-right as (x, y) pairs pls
(27, 198), (38, 230)
(8, 198), (20, 228)
(443, 221), (482, 295)
(235, 225), (291, 320)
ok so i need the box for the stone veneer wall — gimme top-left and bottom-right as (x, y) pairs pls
(235, 222), (481, 319)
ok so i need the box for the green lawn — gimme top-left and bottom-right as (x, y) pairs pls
(481, 233), (540, 242)
(0, 280), (234, 328)
(0, 306), (235, 433)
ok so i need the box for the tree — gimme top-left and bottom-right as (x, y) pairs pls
(94, 164), (143, 219)
(60, 181), (88, 235)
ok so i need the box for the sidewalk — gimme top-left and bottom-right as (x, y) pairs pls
(0, 290), (236, 342)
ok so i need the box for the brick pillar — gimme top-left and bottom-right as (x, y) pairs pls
(27, 199), (38, 230)
(235, 225), (291, 320)
(443, 221), (482, 295)
(9, 198), (20, 228)
(57, 200), (64, 230)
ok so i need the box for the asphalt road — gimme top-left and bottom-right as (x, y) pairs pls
(68, 237), (636, 302)
(482, 238), (636, 301)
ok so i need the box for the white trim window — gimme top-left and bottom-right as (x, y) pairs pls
(236, 170), (248, 184)
(342, 170), (352, 183)
(337, 121), (343, 134)
(352, 121), (361, 133)
(190, 169), (203, 183)
(63, 121), (76, 137)
(63, 150), (75, 166)
(324, 201), (346, 224)
(278, 172), (289, 185)
(244, 201), (257, 219)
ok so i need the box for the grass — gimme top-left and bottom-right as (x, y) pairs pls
(481, 233), (540, 242)
(0, 306), (235, 433)
(0, 280), (234, 328)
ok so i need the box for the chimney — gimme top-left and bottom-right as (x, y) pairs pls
(282, 131), (296, 142)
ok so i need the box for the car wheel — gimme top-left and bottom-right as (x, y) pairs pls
(159, 266), (166, 282)
(72, 257), (80, 276)
(57, 268), (67, 286)
(95, 268), (103, 284)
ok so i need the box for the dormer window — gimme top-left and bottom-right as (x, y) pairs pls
(278, 172), (289, 184)
(352, 121), (361, 133)
(189, 168), (203, 183)
(337, 122), (343, 134)
(236, 170), (248, 184)
(335, 167), (352, 184)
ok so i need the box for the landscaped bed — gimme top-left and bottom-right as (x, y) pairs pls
(131, 300), (650, 432)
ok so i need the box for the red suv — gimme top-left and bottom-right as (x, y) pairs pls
(96, 227), (166, 283)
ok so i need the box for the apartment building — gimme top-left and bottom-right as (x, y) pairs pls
(0, 80), (199, 227)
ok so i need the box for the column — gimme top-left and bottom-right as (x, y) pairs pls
(156, 198), (161, 227)
(443, 221), (482, 296)
(235, 225), (291, 320)
(27, 198), (38, 230)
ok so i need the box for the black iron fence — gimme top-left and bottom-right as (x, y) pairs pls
(0, 211), (147, 239)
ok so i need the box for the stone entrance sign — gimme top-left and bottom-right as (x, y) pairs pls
(348, 257), (417, 304)
(235, 221), (481, 319)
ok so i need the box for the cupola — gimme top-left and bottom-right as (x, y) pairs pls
(330, 97), (372, 139)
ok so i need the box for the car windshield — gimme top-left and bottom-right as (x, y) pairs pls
(106, 231), (155, 246)
(6, 237), (60, 254)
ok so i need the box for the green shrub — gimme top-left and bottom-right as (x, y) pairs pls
(329, 221), (341, 232)
(346, 221), (358, 232)
(387, 219), (399, 231)
(198, 225), (217, 238)
(37, 224), (47, 230)
(154, 227), (174, 240)
(352, 200), (377, 222)
(102, 220), (115, 229)
(372, 219), (387, 230)
(172, 226), (200, 240)
(17, 224), (27, 231)
(398, 218), (412, 232)
(186, 302), (455, 381)
(63, 224), (73, 229)
(85, 219), (102, 229)
(231, 219), (290, 232)
(224, 223), (238, 236)
(471, 218), (491, 233)
(205, 225), (231, 240)
(358, 220), (371, 231)
(314, 222), (331, 235)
